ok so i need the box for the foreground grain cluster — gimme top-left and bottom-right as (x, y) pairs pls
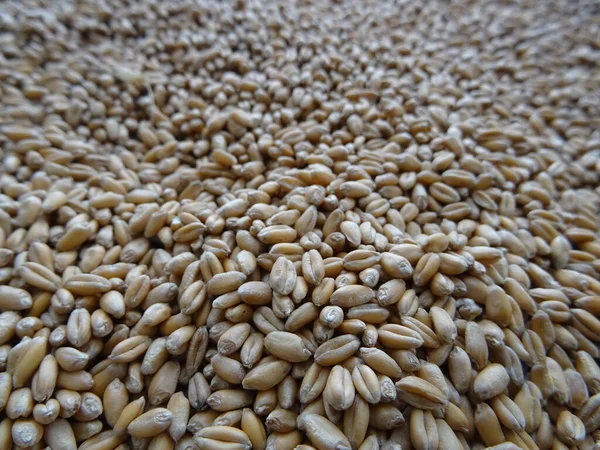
(1, 0), (600, 449)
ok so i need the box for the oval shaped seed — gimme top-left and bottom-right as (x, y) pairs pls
(19, 262), (62, 292)
(79, 430), (127, 450)
(410, 408), (439, 450)
(240, 332), (264, 369)
(242, 408), (267, 450)
(44, 418), (77, 450)
(207, 271), (247, 296)
(473, 364), (510, 400)
(110, 335), (151, 363)
(359, 347), (402, 379)
(6, 387), (33, 419)
(128, 408), (173, 438)
(73, 391), (103, 421)
(12, 418), (44, 448)
(264, 331), (312, 362)
(377, 279), (406, 307)
(314, 335), (360, 366)
(217, 323), (251, 356)
(302, 249), (325, 285)
(352, 363), (381, 404)
(13, 335), (47, 389)
(369, 403), (405, 430)
(285, 303), (319, 332)
(265, 407), (297, 433)
(258, 225), (297, 244)
(211, 354), (246, 385)
(430, 306), (457, 345)
(448, 347), (472, 394)
(32, 398), (60, 424)
(381, 252), (413, 279)
(270, 257), (297, 296)
(31, 353), (57, 402)
(395, 376), (448, 410)
(378, 324), (424, 349)
(299, 363), (331, 404)
(0, 286), (32, 310)
(148, 361), (180, 406)
(556, 410), (586, 446)
(299, 414), (351, 450)
(343, 249), (381, 272)
(242, 358), (291, 391)
(64, 274), (111, 295)
(207, 389), (253, 412)
(239, 281), (272, 306)
(330, 285), (375, 308)
(323, 365), (355, 410)
(193, 425), (252, 450)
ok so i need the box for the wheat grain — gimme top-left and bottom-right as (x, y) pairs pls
(0, 0), (599, 447)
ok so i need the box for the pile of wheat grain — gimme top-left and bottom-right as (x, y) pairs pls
(1, 0), (600, 449)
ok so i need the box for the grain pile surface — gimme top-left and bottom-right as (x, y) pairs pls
(1, 0), (600, 449)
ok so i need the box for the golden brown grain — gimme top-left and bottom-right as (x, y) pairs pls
(0, 0), (599, 448)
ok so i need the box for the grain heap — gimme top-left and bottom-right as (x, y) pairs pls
(1, 0), (600, 449)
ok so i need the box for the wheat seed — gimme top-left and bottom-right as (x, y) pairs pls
(0, 0), (599, 448)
